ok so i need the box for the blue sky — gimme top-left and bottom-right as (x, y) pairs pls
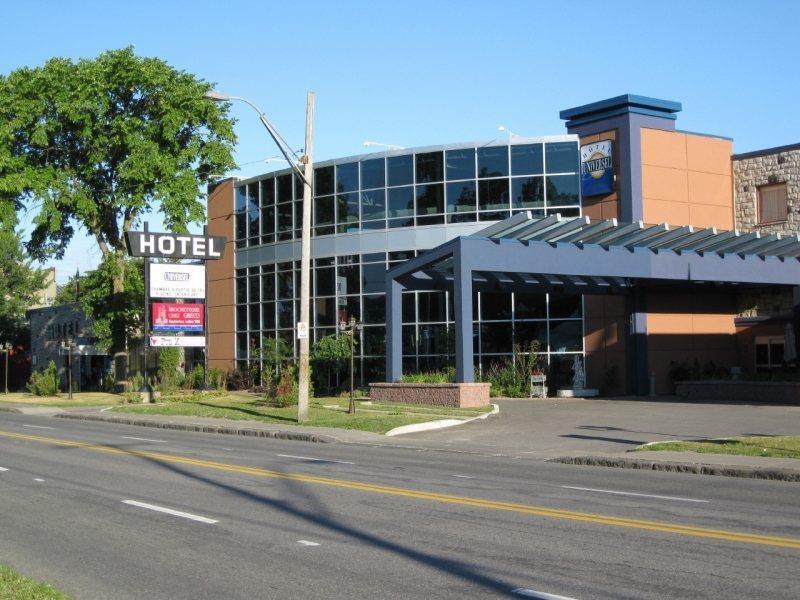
(2, 0), (799, 282)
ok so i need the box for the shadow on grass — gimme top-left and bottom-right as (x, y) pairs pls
(196, 402), (298, 424)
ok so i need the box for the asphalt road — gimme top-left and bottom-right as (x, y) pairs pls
(1, 412), (798, 600)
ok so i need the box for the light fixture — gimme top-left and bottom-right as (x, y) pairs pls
(363, 140), (405, 150)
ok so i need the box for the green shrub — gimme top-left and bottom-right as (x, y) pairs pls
(27, 361), (60, 396)
(156, 347), (182, 391)
(480, 342), (541, 398)
(273, 363), (299, 407)
(190, 364), (205, 389)
(311, 333), (354, 395)
(208, 368), (225, 390)
(102, 372), (116, 392)
(401, 368), (455, 383)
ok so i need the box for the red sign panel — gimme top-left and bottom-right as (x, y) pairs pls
(152, 303), (204, 332)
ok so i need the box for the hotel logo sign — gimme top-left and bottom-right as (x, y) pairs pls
(580, 140), (614, 197)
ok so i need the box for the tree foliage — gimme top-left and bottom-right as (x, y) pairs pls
(0, 226), (47, 341)
(76, 256), (144, 352)
(311, 333), (355, 394)
(0, 47), (236, 351)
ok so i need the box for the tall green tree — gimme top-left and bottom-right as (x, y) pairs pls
(0, 47), (236, 353)
(0, 226), (47, 343)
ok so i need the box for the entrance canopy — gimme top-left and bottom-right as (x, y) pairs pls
(385, 211), (800, 385)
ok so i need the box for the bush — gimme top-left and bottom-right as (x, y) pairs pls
(190, 364), (205, 390)
(480, 342), (541, 398)
(156, 347), (182, 391)
(311, 333), (354, 395)
(208, 368), (226, 390)
(226, 367), (252, 391)
(401, 368), (455, 383)
(102, 372), (116, 393)
(27, 361), (60, 396)
(273, 363), (299, 407)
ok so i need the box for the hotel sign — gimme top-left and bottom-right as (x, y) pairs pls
(125, 231), (226, 260)
(152, 303), (205, 332)
(580, 140), (614, 197)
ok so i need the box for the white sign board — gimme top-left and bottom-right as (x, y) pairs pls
(150, 263), (206, 299)
(150, 335), (206, 347)
(296, 322), (309, 340)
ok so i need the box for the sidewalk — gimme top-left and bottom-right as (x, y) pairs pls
(3, 399), (800, 481)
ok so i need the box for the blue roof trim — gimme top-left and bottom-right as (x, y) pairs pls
(560, 94), (682, 125)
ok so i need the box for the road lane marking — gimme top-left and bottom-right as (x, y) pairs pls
(560, 485), (710, 504)
(512, 588), (579, 599)
(22, 424), (55, 430)
(277, 454), (355, 465)
(34, 478), (44, 482)
(297, 540), (320, 546)
(121, 436), (168, 443)
(2, 429), (798, 550)
(452, 475), (475, 479)
(121, 500), (218, 524)
(0, 467), (8, 472)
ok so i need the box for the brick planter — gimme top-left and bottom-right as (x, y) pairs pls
(369, 383), (491, 408)
(675, 380), (800, 404)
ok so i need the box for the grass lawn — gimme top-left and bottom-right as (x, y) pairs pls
(636, 436), (800, 459)
(0, 565), (70, 599)
(112, 393), (492, 434)
(0, 391), (124, 407)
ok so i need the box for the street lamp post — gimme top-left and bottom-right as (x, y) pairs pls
(61, 338), (76, 400)
(1, 343), (11, 394)
(204, 89), (314, 421)
(338, 317), (363, 415)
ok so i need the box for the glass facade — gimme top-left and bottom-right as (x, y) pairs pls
(233, 139), (584, 387)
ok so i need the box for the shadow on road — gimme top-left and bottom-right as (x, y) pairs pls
(130, 447), (522, 597)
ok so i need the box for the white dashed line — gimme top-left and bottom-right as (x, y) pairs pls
(121, 436), (167, 443)
(277, 454), (355, 465)
(34, 478), (45, 482)
(560, 485), (709, 503)
(121, 500), (218, 524)
(22, 424), (55, 430)
(0, 467), (8, 472)
(512, 588), (579, 599)
(297, 540), (320, 546)
(452, 475), (475, 479)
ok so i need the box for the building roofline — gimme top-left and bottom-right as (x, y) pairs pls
(559, 94), (682, 128)
(233, 134), (579, 187)
(733, 142), (800, 161)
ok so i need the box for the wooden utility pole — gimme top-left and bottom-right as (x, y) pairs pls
(297, 92), (315, 421)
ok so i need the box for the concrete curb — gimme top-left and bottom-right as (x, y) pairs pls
(0, 405), (21, 413)
(547, 455), (800, 482)
(385, 403), (500, 437)
(55, 413), (333, 443)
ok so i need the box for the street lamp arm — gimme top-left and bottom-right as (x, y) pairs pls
(212, 93), (311, 186)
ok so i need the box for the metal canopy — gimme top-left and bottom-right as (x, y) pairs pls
(385, 212), (800, 386)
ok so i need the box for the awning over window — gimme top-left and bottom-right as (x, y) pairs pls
(384, 212), (800, 385)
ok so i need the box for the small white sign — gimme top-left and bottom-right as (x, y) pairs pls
(150, 263), (206, 299)
(296, 322), (309, 340)
(150, 335), (206, 347)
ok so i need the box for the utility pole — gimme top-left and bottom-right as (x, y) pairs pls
(297, 92), (314, 422)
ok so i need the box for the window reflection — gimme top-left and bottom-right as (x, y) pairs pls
(478, 146), (509, 178)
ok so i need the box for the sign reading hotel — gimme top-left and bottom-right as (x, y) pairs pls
(152, 303), (204, 332)
(580, 140), (614, 197)
(125, 231), (226, 260)
(149, 263), (206, 299)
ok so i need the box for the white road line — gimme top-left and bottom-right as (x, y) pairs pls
(297, 540), (320, 546)
(277, 454), (355, 465)
(560, 485), (709, 504)
(452, 475), (475, 479)
(121, 436), (167, 443)
(512, 588), (580, 599)
(34, 478), (45, 482)
(22, 424), (55, 430)
(121, 500), (218, 524)
(0, 467), (8, 472)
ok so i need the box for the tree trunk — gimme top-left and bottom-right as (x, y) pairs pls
(112, 249), (128, 381)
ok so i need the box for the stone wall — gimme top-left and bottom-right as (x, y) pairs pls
(733, 145), (800, 318)
(369, 383), (491, 408)
(676, 380), (800, 404)
(734, 145), (800, 234)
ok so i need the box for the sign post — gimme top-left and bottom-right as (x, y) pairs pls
(125, 227), (226, 401)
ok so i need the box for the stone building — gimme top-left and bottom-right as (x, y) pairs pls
(28, 303), (111, 391)
(733, 143), (800, 370)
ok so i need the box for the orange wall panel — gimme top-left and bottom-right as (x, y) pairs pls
(643, 199), (690, 225)
(641, 128), (687, 170)
(686, 135), (733, 176)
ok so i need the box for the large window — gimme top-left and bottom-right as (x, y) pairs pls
(758, 184), (788, 224)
